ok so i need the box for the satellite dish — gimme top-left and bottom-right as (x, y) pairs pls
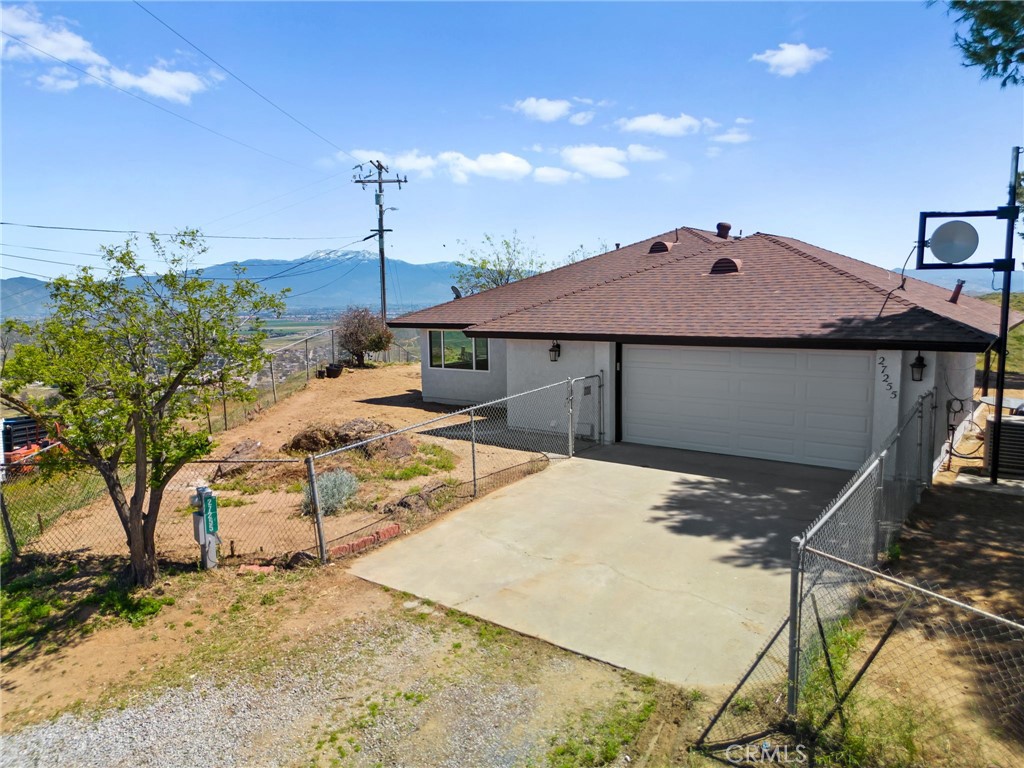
(451, 285), (462, 299)
(930, 220), (980, 264)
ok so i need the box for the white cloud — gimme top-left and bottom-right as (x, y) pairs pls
(528, 143), (545, 153)
(735, 117), (754, 125)
(437, 151), (532, 183)
(751, 42), (830, 76)
(705, 146), (723, 159)
(534, 167), (582, 184)
(512, 96), (573, 122)
(561, 145), (631, 178)
(702, 117), (721, 131)
(1, 5), (212, 103)
(711, 128), (752, 144)
(569, 111), (595, 126)
(626, 144), (665, 161)
(616, 112), (702, 137)
(37, 66), (78, 92)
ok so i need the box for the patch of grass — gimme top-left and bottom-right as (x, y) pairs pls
(209, 478), (267, 495)
(380, 462), (433, 481)
(217, 497), (254, 508)
(285, 481), (304, 494)
(546, 692), (657, 768)
(417, 443), (456, 471)
(978, 293), (1024, 373)
(87, 587), (176, 628)
(0, 562), (80, 646)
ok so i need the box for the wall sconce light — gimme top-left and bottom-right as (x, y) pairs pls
(549, 341), (561, 362)
(910, 353), (927, 382)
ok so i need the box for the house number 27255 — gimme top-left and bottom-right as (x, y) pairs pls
(877, 356), (898, 399)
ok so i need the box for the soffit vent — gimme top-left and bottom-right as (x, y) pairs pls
(710, 257), (741, 275)
(648, 240), (673, 254)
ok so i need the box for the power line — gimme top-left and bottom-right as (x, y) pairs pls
(1, 222), (359, 241)
(200, 170), (350, 228)
(284, 260), (365, 298)
(133, 1), (360, 164)
(0, 30), (312, 172)
(211, 182), (353, 236)
(2, 243), (106, 258)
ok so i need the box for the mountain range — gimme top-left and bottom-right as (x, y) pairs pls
(3, 250), (1021, 320)
(2, 250), (460, 319)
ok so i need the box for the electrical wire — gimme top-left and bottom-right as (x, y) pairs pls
(877, 244), (918, 319)
(0, 243), (104, 258)
(132, 1), (360, 164)
(0, 31), (313, 173)
(284, 260), (365, 298)
(211, 182), (353, 236)
(200, 171), (351, 229)
(1, 222), (358, 241)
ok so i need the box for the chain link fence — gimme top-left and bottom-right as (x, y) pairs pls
(1, 455), (314, 563)
(205, 329), (336, 433)
(303, 375), (602, 561)
(2, 376), (602, 571)
(696, 390), (1024, 765)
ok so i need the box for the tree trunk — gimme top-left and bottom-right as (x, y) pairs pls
(355, 351), (365, 367)
(127, 508), (157, 587)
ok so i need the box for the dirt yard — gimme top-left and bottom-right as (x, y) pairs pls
(3, 365), (1021, 767)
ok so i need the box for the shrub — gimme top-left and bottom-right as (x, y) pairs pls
(302, 469), (359, 516)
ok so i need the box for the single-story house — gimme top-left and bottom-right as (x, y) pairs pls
(390, 223), (1012, 471)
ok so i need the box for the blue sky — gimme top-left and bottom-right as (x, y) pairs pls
(1, 1), (1021, 287)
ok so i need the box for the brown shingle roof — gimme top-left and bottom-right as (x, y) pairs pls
(391, 228), (1011, 352)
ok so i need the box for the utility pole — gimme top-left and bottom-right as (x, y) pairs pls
(353, 161), (407, 325)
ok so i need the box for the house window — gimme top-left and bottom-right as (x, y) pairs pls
(428, 331), (489, 371)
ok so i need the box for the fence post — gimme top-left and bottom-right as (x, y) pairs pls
(786, 535), (803, 719)
(220, 376), (228, 430)
(269, 356), (278, 404)
(597, 371), (605, 443)
(330, 329), (336, 364)
(0, 487), (19, 560)
(470, 408), (478, 497)
(304, 338), (310, 381)
(567, 378), (575, 457)
(874, 450), (887, 564)
(305, 455), (327, 563)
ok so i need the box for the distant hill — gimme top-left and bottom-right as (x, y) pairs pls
(905, 268), (1024, 295)
(1, 251), (459, 319)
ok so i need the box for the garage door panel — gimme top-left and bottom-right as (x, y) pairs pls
(805, 411), (870, 435)
(804, 378), (873, 406)
(739, 350), (799, 370)
(623, 346), (874, 470)
(737, 377), (798, 401)
(737, 405), (797, 428)
(807, 353), (873, 375)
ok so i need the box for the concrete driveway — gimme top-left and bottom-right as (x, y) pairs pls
(350, 444), (850, 688)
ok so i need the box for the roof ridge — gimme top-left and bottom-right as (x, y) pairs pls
(757, 233), (920, 312)
(758, 233), (994, 344)
(469, 237), (733, 328)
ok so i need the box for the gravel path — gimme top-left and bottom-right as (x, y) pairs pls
(1, 611), (618, 768)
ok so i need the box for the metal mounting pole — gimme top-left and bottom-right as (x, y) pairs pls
(269, 356), (278, 403)
(304, 338), (310, 381)
(991, 146), (1022, 484)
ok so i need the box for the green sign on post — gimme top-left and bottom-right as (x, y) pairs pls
(203, 495), (219, 535)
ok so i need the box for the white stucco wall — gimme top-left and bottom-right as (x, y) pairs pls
(876, 349), (977, 469)
(504, 339), (613, 443)
(418, 332), (508, 406)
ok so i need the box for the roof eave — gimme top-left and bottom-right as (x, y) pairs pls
(459, 328), (994, 353)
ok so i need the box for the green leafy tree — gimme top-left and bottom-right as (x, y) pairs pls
(1, 232), (286, 586)
(453, 231), (547, 295)
(335, 306), (394, 367)
(940, 1), (1024, 87)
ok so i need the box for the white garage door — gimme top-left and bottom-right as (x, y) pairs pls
(622, 346), (874, 470)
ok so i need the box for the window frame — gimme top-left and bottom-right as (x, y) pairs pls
(428, 330), (490, 372)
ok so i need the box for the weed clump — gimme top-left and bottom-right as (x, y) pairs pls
(302, 469), (359, 516)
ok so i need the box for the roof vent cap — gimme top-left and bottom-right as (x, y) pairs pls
(648, 240), (673, 254)
(710, 257), (741, 275)
(716, 222), (732, 239)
